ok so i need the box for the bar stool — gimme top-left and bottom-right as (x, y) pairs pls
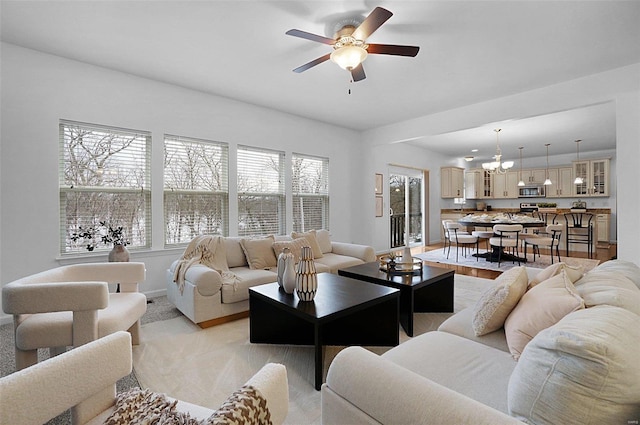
(564, 212), (594, 258)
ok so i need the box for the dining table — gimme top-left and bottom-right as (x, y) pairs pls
(457, 213), (545, 263)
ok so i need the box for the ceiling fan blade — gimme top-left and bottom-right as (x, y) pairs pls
(285, 29), (335, 45)
(350, 64), (366, 82)
(367, 43), (420, 57)
(292, 53), (331, 73)
(352, 7), (393, 41)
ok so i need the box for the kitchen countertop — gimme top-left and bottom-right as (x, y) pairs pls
(441, 208), (611, 214)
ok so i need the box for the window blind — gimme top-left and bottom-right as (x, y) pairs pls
(292, 153), (329, 232)
(237, 145), (285, 236)
(164, 135), (229, 245)
(59, 120), (151, 254)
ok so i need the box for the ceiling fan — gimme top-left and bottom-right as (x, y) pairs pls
(286, 7), (420, 82)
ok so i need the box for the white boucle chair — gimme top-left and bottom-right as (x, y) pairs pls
(1, 262), (147, 370)
(0, 332), (290, 425)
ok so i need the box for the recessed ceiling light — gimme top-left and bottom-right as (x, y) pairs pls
(471, 149), (478, 152)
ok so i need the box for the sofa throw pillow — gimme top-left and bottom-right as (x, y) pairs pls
(573, 270), (640, 316)
(504, 271), (584, 360)
(589, 259), (640, 289)
(316, 229), (332, 254)
(240, 236), (278, 270)
(528, 262), (584, 288)
(272, 237), (308, 263)
(508, 306), (640, 425)
(471, 266), (528, 336)
(291, 230), (323, 259)
(105, 385), (272, 425)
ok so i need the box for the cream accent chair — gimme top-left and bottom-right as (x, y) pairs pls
(1, 262), (147, 370)
(0, 332), (290, 425)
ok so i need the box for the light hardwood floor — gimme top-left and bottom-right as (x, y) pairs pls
(412, 243), (617, 280)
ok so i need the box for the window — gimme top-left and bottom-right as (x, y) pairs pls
(237, 146), (285, 236)
(292, 154), (329, 232)
(164, 135), (229, 245)
(60, 120), (151, 254)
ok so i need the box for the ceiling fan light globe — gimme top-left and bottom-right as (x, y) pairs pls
(330, 46), (368, 70)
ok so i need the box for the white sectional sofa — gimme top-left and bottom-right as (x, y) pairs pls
(166, 229), (376, 325)
(321, 259), (640, 424)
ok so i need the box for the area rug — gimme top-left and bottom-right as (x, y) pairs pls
(131, 274), (495, 425)
(415, 249), (599, 273)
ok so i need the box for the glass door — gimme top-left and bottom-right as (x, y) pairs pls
(389, 169), (423, 249)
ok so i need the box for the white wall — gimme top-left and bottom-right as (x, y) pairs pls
(360, 64), (640, 263)
(2, 42), (639, 324)
(356, 141), (452, 251)
(0, 43), (362, 320)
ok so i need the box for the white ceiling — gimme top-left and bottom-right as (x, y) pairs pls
(2, 0), (639, 159)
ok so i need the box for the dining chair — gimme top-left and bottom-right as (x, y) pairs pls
(489, 224), (523, 266)
(523, 224), (563, 264)
(441, 219), (469, 254)
(445, 222), (479, 262)
(471, 229), (494, 251)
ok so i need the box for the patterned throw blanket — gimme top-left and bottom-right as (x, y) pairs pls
(172, 235), (239, 294)
(104, 386), (272, 425)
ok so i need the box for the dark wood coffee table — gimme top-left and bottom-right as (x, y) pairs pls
(249, 273), (400, 390)
(338, 262), (454, 337)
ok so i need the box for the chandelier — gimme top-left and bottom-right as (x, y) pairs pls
(482, 129), (514, 174)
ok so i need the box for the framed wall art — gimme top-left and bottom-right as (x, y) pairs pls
(375, 173), (383, 195)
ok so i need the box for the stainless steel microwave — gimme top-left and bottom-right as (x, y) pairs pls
(518, 185), (545, 198)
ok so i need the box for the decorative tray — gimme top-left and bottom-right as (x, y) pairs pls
(379, 257), (423, 275)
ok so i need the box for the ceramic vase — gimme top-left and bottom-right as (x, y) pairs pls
(278, 248), (296, 294)
(277, 248), (287, 288)
(108, 244), (130, 262)
(295, 246), (317, 301)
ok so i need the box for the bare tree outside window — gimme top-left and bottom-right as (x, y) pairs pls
(60, 121), (150, 254)
(237, 146), (285, 236)
(292, 154), (329, 232)
(164, 136), (229, 245)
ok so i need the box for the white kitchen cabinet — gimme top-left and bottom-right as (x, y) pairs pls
(493, 171), (519, 198)
(464, 170), (481, 199)
(521, 168), (547, 185)
(441, 167), (464, 198)
(546, 167), (573, 198)
(481, 170), (493, 198)
(573, 159), (610, 197)
(597, 213), (610, 244)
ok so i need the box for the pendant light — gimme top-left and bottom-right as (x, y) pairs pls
(573, 139), (584, 184)
(517, 147), (525, 187)
(543, 143), (552, 186)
